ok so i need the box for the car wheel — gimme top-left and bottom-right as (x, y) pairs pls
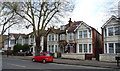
(32, 59), (36, 62)
(42, 59), (46, 63)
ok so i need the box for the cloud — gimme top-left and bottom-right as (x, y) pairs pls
(70, 0), (120, 33)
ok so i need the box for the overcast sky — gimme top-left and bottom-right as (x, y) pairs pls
(70, 0), (120, 33)
(1, 0), (120, 34)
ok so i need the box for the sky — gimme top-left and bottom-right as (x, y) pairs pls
(69, 0), (120, 33)
(0, 0), (120, 34)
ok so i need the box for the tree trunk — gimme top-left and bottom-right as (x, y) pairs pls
(35, 36), (42, 55)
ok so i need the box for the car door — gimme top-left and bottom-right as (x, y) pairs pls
(34, 54), (40, 61)
(37, 53), (44, 61)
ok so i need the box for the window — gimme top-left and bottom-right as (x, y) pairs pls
(115, 43), (120, 53)
(108, 27), (113, 36)
(69, 33), (74, 40)
(49, 45), (51, 52)
(79, 31), (82, 38)
(105, 44), (107, 53)
(109, 43), (114, 53)
(78, 43), (92, 54)
(10, 40), (15, 45)
(52, 34), (54, 41)
(104, 29), (107, 37)
(55, 35), (57, 41)
(60, 34), (65, 40)
(89, 30), (91, 38)
(83, 30), (87, 38)
(115, 27), (120, 35)
(51, 45), (54, 52)
(84, 44), (87, 53)
(49, 35), (51, 41)
(89, 44), (92, 53)
(55, 45), (58, 52)
(79, 44), (82, 53)
(49, 45), (54, 53)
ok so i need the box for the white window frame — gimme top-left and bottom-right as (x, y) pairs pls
(106, 26), (120, 37)
(78, 29), (91, 39)
(104, 42), (120, 54)
(77, 43), (92, 54)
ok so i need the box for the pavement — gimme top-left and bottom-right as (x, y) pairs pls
(2, 55), (120, 69)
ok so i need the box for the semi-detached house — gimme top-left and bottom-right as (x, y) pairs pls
(59, 18), (102, 60)
(100, 15), (120, 62)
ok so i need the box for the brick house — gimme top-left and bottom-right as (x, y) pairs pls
(100, 15), (120, 62)
(74, 21), (102, 60)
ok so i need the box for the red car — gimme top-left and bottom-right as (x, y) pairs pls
(32, 53), (53, 63)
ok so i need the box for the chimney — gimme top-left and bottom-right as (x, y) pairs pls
(68, 18), (72, 27)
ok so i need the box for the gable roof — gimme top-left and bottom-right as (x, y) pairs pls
(102, 15), (117, 28)
(73, 21), (93, 32)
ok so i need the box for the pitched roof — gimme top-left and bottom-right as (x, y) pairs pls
(102, 15), (117, 28)
(9, 33), (28, 38)
(66, 21), (82, 33)
(46, 27), (61, 35)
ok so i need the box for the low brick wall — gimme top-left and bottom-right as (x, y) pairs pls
(100, 54), (118, 62)
(61, 53), (85, 60)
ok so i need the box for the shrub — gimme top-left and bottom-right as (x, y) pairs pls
(22, 44), (30, 52)
(13, 44), (22, 52)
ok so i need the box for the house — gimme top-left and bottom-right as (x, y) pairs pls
(3, 33), (29, 51)
(100, 15), (120, 62)
(27, 31), (46, 55)
(46, 27), (61, 53)
(60, 18), (102, 60)
(74, 21), (102, 60)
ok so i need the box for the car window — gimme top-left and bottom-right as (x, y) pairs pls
(46, 54), (51, 56)
(40, 54), (45, 56)
(35, 54), (40, 56)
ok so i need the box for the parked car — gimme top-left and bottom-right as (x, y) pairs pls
(32, 53), (53, 63)
(25, 51), (32, 56)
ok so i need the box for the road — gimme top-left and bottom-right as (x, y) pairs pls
(2, 57), (119, 71)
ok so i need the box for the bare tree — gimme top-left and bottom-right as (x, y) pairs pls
(0, 2), (23, 35)
(2, 0), (75, 55)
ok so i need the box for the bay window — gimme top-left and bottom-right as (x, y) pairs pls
(78, 43), (92, 54)
(105, 43), (120, 54)
(115, 43), (120, 53)
(84, 44), (87, 53)
(109, 43), (114, 53)
(79, 44), (82, 53)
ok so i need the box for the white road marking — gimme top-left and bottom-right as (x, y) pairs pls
(7, 63), (26, 68)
